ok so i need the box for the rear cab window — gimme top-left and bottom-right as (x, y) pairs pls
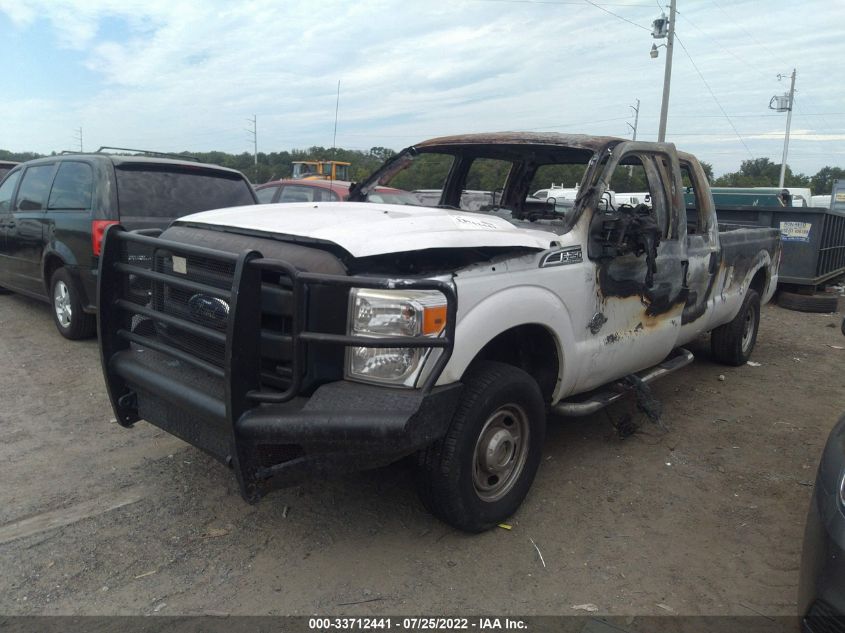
(379, 153), (454, 207)
(115, 164), (255, 218)
(460, 158), (511, 211)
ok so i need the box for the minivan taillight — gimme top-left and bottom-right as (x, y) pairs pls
(92, 220), (119, 256)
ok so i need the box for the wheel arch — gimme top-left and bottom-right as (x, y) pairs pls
(437, 286), (576, 403)
(42, 251), (68, 294)
(469, 323), (560, 403)
(741, 251), (775, 305)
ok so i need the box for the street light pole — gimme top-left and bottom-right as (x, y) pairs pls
(657, 0), (676, 143)
(778, 68), (797, 189)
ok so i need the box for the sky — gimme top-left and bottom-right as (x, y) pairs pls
(1, 0), (843, 177)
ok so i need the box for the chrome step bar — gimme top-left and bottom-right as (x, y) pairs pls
(552, 347), (694, 417)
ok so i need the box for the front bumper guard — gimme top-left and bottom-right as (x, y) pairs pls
(97, 226), (458, 501)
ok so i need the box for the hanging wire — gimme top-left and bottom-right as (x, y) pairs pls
(673, 34), (755, 159)
(583, 0), (651, 31)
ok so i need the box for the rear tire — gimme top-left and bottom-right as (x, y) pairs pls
(778, 290), (838, 313)
(711, 289), (760, 366)
(415, 361), (546, 532)
(50, 268), (96, 340)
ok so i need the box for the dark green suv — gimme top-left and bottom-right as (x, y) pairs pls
(0, 152), (257, 339)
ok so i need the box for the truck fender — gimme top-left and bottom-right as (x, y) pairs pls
(437, 286), (578, 401)
(718, 251), (774, 326)
(737, 250), (775, 304)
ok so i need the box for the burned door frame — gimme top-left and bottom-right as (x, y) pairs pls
(676, 156), (720, 335)
(577, 141), (688, 392)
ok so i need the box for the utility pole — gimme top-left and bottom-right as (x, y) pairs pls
(246, 115), (258, 182)
(627, 99), (640, 176)
(332, 80), (341, 154)
(775, 69), (797, 189)
(627, 99), (640, 141)
(657, 0), (676, 142)
(74, 127), (83, 152)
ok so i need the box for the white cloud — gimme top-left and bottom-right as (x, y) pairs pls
(2, 0), (845, 175)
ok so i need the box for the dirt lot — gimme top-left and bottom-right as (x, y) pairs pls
(0, 291), (842, 617)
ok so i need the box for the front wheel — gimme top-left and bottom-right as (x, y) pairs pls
(50, 268), (96, 340)
(711, 289), (760, 366)
(415, 361), (546, 532)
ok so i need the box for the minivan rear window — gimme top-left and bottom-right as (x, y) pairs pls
(115, 166), (255, 218)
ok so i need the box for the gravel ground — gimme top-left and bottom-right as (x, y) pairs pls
(0, 291), (842, 617)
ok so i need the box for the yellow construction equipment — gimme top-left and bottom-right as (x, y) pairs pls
(292, 160), (351, 181)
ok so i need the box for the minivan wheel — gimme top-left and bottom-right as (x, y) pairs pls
(50, 268), (96, 340)
(415, 361), (546, 532)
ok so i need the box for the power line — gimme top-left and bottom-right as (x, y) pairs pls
(708, 0), (789, 71)
(674, 10), (770, 78)
(333, 115), (636, 139)
(792, 96), (837, 138)
(472, 0), (654, 5)
(673, 34), (755, 159)
(631, 131), (845, 137)
(583, 0), (651, 30)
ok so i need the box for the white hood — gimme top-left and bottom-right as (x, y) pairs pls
(179, 202), (558, 258)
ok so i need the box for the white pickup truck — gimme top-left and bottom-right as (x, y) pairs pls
(98, 133), (780, 531)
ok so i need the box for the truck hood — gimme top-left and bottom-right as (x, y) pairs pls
(178, 202), (559, 258)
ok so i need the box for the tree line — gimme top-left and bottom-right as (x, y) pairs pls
(1, 147), (843, 195)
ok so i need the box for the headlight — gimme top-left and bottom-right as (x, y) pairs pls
(346, 288), (448, 386)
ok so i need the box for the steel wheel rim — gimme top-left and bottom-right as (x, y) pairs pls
(741, 303), (757, 353)
(53, 281), (72, 328)
(472, 403), (530, 502)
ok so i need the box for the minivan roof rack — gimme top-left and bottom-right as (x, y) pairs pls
(95, 146), (201, 162)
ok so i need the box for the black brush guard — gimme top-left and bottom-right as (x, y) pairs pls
(98, 225), (459, 501)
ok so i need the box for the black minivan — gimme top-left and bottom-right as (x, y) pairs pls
(0, 152), (257, 339)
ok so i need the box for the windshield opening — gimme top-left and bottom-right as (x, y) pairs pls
(359, 145), (597, 234)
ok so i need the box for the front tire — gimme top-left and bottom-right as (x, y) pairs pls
(711, 289), (760, 366)
(50, 268), (96, 340)
(415, 361), (546, 532)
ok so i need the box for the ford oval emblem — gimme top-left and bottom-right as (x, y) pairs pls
(188, 294), (230, 325)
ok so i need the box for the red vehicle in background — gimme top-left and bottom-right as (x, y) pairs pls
(254, 179), (420, 205)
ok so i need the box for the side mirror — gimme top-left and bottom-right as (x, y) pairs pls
(547, 197), (556, 206)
